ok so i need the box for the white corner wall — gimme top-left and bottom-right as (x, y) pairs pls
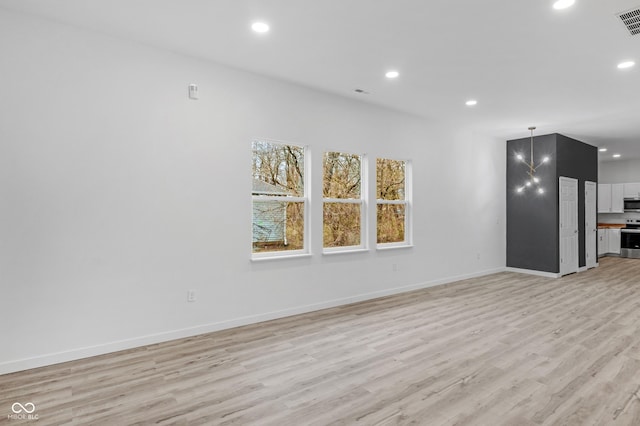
(0, 9), (506, 374)
(599, 159), (640, 183)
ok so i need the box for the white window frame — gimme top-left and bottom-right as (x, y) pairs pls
(322, 151), (368, 254)
(376, 158), (412, 249)
(251, 139), (310, 261)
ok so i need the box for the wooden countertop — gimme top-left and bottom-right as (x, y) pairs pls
(598, 223), (626, 229)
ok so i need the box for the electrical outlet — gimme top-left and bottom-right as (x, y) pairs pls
(187, 290), (196, 302)
(392, 263), (398, 272)
(188, 83), (198, 100)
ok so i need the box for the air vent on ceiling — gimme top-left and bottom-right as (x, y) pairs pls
(616, 7), (640, 36)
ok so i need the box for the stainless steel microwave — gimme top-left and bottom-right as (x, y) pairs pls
(624, 198), (640, 212)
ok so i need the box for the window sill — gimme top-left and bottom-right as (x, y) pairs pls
(376, 244), (414, 251)
(251, 253), (313, 262)
(322, 248), (370, 256)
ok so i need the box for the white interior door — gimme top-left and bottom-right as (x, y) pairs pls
(585, 181), (597, 269)
(560, 177), (579, 276)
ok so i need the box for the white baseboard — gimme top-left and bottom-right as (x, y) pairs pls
(0, 266), (505, 375)
(504, 267), (561, 278)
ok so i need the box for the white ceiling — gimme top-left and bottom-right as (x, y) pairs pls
(2, 0), (640, 161)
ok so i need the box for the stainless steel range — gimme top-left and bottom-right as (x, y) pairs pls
(621, 219), (640, 258)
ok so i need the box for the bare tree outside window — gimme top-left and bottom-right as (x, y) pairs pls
(377, 158), (409, 245)
(252, 140), (306, 255)
(323, 152), (363, 249)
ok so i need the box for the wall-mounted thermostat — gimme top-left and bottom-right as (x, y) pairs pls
(188, 83), (199, 100)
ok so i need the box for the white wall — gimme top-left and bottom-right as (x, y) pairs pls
(599, 159), (640, 183)
(0, 9), (506, 374)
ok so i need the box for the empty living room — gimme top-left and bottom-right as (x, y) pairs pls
(2, 0), (640, 425)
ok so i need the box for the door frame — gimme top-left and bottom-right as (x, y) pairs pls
(585, 181), (597, 269)
(559, 176), (579, 276)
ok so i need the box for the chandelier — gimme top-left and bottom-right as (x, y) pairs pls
(516, 126), (550, 194)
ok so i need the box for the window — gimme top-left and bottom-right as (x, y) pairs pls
(376, 158), (411, 247)
(252, 140), (307, 258)
(323, 151), (366, 251)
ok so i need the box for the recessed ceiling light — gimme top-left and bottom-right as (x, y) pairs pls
(465, 99), (478, 106)
(599, 148), (608, 152)
(613, 154), (621, 158)
(385, 71), (399, 79)
(553, 0), (575, 10)
(251, 22), (270, 33)
(618, 61), (635, 69)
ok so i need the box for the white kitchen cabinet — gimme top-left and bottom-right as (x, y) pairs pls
(612, 184), (624, 212)
(624, 182), (640, 199)
(598, 183), (624, 213)
(598, 228), (622, 256)
(597, 229), (606, 256)
(598, 184), (611, 213)
(608, 228), (621, 254)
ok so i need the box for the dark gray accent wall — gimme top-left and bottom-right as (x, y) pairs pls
(506, 133), (597, 273)
(507, 134), (558, 273)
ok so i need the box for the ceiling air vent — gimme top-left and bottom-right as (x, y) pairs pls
(616, 7), (640, 36)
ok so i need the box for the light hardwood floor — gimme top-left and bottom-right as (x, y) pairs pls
(3, 257), (640, 425)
